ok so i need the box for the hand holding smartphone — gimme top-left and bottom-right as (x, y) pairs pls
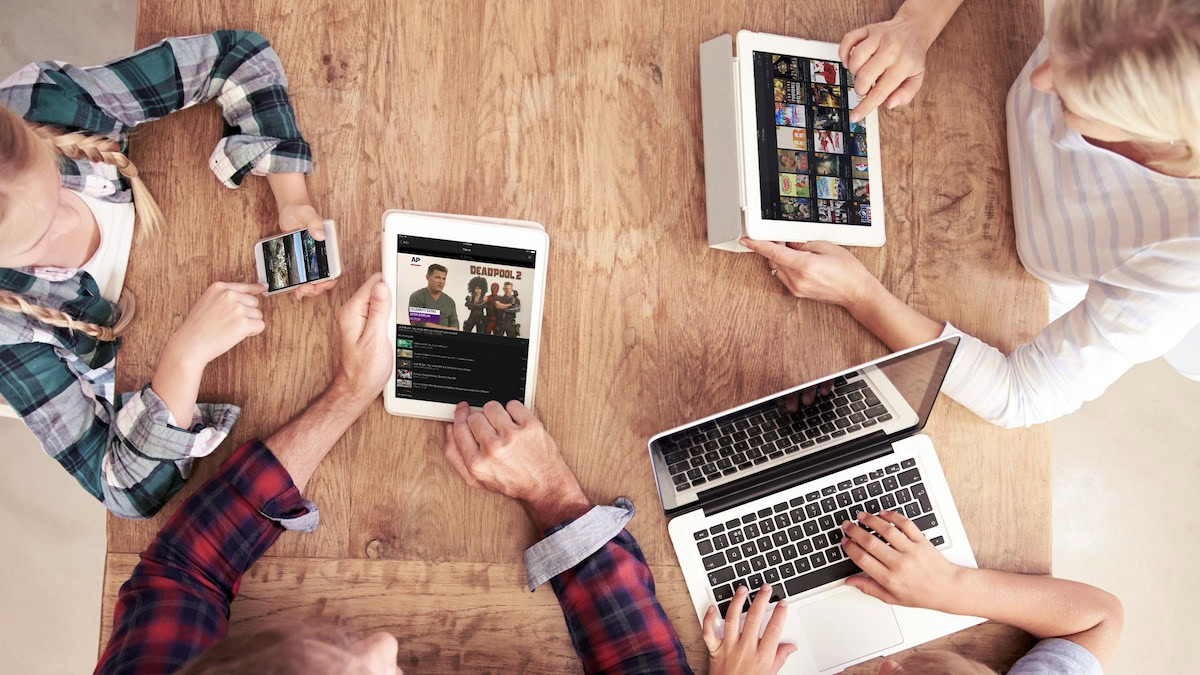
(254, 220), (343, 296)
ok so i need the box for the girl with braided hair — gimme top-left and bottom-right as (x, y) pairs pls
(0, 31), (330, 518)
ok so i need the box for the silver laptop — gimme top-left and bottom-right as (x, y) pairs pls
(649, 337), (983, 674)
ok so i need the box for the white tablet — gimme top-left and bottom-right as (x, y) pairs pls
(381, 210), (549, 420)
(735, 30), (885, 247)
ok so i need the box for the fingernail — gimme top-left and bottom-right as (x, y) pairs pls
(841, 520), (851, 530)
(857, 511), (867, 520)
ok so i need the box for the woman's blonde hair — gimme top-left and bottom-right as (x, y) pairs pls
(1049, 0), (1200, 177)
(0, 106), (159, 341)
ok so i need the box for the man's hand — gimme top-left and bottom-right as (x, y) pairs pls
(703, 583), (797, 675)
(443, 401), (590, 530)
(329, 273), (393, 410)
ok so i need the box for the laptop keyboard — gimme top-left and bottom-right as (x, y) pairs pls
(693, 458), (945, 614)
(661, 373), (893, 493)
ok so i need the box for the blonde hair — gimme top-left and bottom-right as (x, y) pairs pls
(1049, 0), (1200, 177)
(895, 650), (998, 675)
(0, 106), (157, 340)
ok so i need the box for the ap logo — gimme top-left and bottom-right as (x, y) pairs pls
(409, 255), (421, 266)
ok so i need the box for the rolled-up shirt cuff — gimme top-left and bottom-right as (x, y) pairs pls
(524, 497), (635, 591)
(227, 440), (320, 532)
(115, 385), (240, 464)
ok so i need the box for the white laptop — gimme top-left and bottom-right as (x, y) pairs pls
(649, 337), (983, 674)
(699, 30), (885, 251)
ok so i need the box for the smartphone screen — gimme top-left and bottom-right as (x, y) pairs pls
(261, 230), (331, 291)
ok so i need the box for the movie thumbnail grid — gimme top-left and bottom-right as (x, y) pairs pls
(766, 53), (871, 226)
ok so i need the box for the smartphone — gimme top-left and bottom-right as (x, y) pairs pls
(254, 221), (342, 295)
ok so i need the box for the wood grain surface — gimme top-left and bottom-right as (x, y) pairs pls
(105, 0), (1048, 670)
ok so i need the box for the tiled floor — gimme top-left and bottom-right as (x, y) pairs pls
(2, 2), (1197, 673)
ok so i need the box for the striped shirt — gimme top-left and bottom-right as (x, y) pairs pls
(0, 31), (312, 518)
(941, 39), (1200, 428)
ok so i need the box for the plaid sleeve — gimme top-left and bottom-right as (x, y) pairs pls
(550, 529), (693, 675)
(95, 440), (315, 675)
(0, 342), (238, 519)
(1, 30), (311, 187)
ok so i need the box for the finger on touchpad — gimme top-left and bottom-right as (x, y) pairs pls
(795, 590), (903, 671)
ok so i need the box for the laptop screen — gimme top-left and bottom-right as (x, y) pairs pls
(650, 337), (959, 512)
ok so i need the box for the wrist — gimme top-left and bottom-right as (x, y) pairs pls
(159, 339), (207, 377)
(267, 173), (313, 210)
(841, 275), (887, 316)
(522, 479), (592, 532)
(324, 375), (376, 417)
(934, 565), (975, 614)
(896, 0), (958, 49)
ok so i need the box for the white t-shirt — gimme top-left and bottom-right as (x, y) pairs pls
(939, 39), (1200, 428)
(76, 192), (135, 303)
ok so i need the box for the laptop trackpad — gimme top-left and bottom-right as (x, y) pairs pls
(795, 590), (903, 671)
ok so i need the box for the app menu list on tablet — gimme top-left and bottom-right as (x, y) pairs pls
(753, 51), (872, 226)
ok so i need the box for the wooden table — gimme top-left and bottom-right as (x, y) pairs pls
(102, 1), (1049, 671)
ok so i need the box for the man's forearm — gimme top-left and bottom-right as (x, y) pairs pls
(265, 380), (372, 492)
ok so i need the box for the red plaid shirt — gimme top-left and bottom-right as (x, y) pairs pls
(95, 440), (692, 674)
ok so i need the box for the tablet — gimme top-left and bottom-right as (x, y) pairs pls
(736, 31), (885, 247)
(381, 210), (549, 420)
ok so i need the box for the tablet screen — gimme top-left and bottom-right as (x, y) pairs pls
(395, 235), (537, 406)
(752, 51), (872, 226)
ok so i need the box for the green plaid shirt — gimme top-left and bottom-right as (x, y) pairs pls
(0, 31), (312, 518)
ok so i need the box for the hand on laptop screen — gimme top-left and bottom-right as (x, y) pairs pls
(703, 582), (797, 675)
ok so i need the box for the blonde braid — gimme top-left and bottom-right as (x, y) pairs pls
(0, 289), (135, 342)
(32, 125), (165, 238)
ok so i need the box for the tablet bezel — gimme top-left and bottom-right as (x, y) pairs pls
(735, 30), (886, 247)
(381, 210), (549, 421)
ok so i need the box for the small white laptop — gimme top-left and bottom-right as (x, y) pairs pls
(700, 31), (885, 251)
(649, 337), (983, 674)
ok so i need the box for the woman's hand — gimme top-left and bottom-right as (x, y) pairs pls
(703, 583), (797, 675)
(840, 510), (963, 613)
(162, 282), (268, 371)
(739, 238), (880, 309)
(839, 2), (950, 122)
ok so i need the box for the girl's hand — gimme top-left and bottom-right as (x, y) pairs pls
(739, 238), (880, 309)
(840, 510), (963, 613)
(163, 282), (267, 371)
(703, 584), (797, 675)
(276, 204), (339, 299)
(839, 9), (938, 122)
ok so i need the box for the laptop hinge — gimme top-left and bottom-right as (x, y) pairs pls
(699, 431), (893, 517)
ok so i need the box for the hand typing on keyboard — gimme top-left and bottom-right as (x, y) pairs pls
(839, 510), (959, 612)
(702, 582), (798, 675)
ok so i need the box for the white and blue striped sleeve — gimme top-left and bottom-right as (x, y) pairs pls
(939, 239), (1200, 428)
